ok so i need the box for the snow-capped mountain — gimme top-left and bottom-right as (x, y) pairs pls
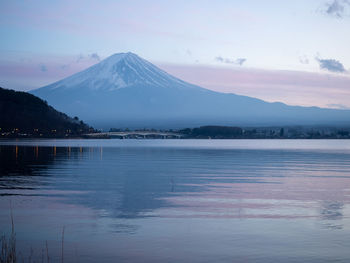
(38, 52), (201, 92)
(31, 52), (350, 128)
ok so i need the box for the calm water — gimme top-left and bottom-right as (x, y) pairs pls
(1, 139), (350, 262)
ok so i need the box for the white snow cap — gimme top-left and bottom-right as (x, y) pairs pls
(46, 52), (199, 91)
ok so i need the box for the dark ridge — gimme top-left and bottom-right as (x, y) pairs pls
(0, 87), (93, 137)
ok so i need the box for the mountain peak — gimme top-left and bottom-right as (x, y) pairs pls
(103, 52), (139, 64)
(37, 52), (200, 92)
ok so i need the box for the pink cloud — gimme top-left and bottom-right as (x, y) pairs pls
(158, 63), (350, 108)
(0, 54), (99, 90)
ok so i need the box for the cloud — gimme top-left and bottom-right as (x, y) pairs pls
(316, 57), (346, 73)
(89, 53), (100, 61)
(327, 103), (350, 109)
(299, 55), (309, 64)
(62, 52), (101, 70)
(60, 64), (70, 70)
(326, 0), (350, 18)
(39, 64), (47, 72)
(215, 56), (246, 66)
(76, 53), (101, 63)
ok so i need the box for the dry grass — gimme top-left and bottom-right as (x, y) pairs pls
(0, 233), (16, 263)
(1, 209), (65, 263)
(1, 209), (16, 263)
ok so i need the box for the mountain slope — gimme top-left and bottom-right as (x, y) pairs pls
(0, 87), (91, 136)
(31, 52), (350, 128)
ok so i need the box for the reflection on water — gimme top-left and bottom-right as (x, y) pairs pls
(1, 140), (350, 262)
(320, 201), (345, 230)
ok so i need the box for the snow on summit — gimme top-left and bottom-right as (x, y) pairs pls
(41, 52), (200, 92)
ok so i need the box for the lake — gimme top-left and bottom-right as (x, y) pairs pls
(1, 139), (350, 262)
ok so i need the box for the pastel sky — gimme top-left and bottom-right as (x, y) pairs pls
(1, 0), (350, 108)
